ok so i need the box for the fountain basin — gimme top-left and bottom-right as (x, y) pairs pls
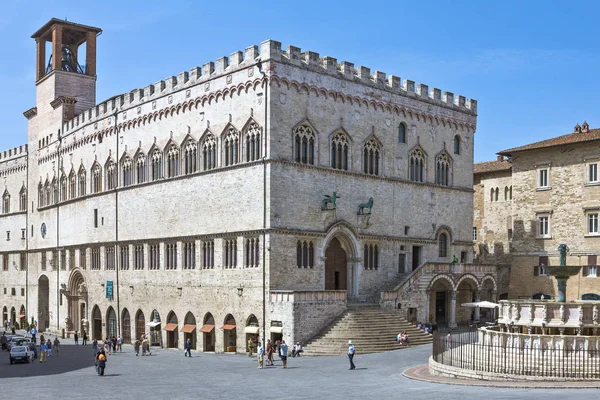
(545, 266), (582, 278)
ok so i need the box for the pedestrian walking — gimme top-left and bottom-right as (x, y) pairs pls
(39, 340), (47, 363)
(266, 339), (274, 366)
(92, 339), (98, 357)
(257, 342), (265, 369)
(134, 338), (141, 356)
(347, 340), (356, 370)
(82, 331), (88, 345)
(30, 326), (37, 344)
(184, 338), (192, 357)
(112, 335), (117, 353)
(46, 339), (52, 357)
(279, 340), (288, 369)
(53, 337), (60, 355)
(117, 336), (122, 352)
(141, 336), (147, 356)
(74, 331), (79, 345)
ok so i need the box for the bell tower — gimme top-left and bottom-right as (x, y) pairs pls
(31, 19), (102, 117)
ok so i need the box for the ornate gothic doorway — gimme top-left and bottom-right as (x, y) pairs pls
(325, 238), (347, 291)
(65, 270), (87, 334)
(37, 275), (50, 331)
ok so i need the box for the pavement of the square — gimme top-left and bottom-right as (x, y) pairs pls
(0, 339), (598, 400)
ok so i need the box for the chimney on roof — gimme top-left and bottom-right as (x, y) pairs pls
(497, 155), (503, 161)
(582, 121), (590, 133)
(574, 123), (582, 133)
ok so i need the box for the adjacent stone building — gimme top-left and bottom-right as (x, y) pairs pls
(0, 19), (487, 350)
(474, 122), (600, 302)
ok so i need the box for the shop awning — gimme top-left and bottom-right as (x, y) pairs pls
(163, 323), (178, 331)
(181, 324), (196, 333)
(146, 321), (161, 328)
(270, 326), (283, 333)
(244, 326), (259, 334)
(220, 324), (236, 331)
(199, 324), (215, 333)
(17, 314), (26, 319)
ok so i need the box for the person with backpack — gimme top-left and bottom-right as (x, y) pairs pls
(96, 348), (107, 376)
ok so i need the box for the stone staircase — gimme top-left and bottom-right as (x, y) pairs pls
(303, 304), (432, 355)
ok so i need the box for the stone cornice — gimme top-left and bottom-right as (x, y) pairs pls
(50, 96), (77, 109)
(23, 107), (37, 120)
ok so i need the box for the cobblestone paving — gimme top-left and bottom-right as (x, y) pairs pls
(0, 339), (598, 399)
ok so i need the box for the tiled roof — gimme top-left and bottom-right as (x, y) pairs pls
(474, 160), (512, 174)
(498, 128), (600, 156)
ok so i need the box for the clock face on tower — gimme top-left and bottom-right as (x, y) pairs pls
(41, 223), (47, 239)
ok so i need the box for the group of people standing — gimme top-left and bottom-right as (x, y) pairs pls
(133, 336), (152, 356)
(256, 339), (289, 369)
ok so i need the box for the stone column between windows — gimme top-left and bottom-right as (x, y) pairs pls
(449, 290), (457, 328)
(474, 290), (481, 321)
(236, 237), (243, 268)
(176, 241), (182, 269)
(159, 242), (165, 269)
(100, 246), (105, 269)
(194, 240), (201, 269)
(128, 244), (134, 270)
(143, 243), (149, 270)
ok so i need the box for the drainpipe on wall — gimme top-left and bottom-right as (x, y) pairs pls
(257, 60), (268, 342)
(113, 109), (121, 338)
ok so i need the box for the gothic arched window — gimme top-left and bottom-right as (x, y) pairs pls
(202, 134), (217, 171)
(68, 170), (76, 199)
(438, 233), (448, 257)
(183, 139), (197, 175)
(60, 174), (67, 201)
(19, 187), (26, 212)
(135, 153), (146, 184)
(150, 148), (162, 181)
(435, 153), (451, 186)
(294, 125), (315, 165)
(122, 155), (133, 187)
(105, 159), (116, 190)
(245, 122), (261, 162)
(52, 178), (59, 204)
(166, 143), (179, 178)
(398, 123), (407, 143)
(91, 164), (102, 193)
(363, 138), (380, 175)
(409, 149), (425, 182)
(454, 135), (461, 155)
(331, 132), (349, 171)
(78, 166), (86, 196)
(2, 190), (10, 214)
(223, 127), (240, 167)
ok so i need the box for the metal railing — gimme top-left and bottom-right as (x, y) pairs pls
(432, 329), (600, 379)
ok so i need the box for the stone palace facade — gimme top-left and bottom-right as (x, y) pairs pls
(474, 122), (600, 302)
(0, 19), (485, 351)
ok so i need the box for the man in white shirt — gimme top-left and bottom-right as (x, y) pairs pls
(348, 340), (356, 370)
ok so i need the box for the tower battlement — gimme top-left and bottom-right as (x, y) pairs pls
(58, 38), (477, 138)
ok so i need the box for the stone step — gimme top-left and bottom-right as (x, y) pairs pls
(305, 306), (432, 355)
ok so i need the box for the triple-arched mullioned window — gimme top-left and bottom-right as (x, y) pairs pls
(331, 132), (350, 171)
(409, 148), (426, 182)
(435, 153), (451, 186)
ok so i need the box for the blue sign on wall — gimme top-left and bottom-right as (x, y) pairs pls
(106, 281), (113, 299)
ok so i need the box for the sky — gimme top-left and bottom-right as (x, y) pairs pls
(1, 0), (599, 162)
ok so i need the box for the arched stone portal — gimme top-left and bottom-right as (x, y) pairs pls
(91, 305), (102, 340)
(106, 307), (117, 338)
(201, 313), (215, 352)
(65, 270), (87, 334)
(122, 309), (131, 344)
(135, 310), (145, 341)
(322, 223), (360, 299)
(38, 275), (50, 331)
(325, 238), (347, 291)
